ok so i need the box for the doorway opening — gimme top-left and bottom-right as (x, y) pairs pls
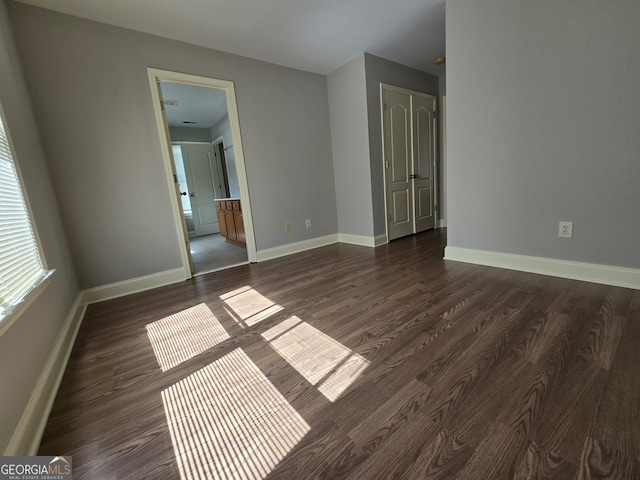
(148, 69), (256, 279)
(171, 140), (246, 273)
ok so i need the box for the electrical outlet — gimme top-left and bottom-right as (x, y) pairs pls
(306, 218), (312, 229)
(559, 221), (573, 238)
(285, 222), (291, 232)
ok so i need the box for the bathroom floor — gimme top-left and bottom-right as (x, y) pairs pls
(188, 233), (248, 274)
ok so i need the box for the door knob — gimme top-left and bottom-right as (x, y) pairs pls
(180, 192), (187, 196)
(409, 174), (421, 179)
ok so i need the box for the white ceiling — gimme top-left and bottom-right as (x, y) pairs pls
(160, 82), (228, 129)
(14, 0), (446, 76)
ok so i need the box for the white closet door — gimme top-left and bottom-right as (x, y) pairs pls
(383, 85), (437, 240)
(383, 89), (413, 241)
(413, 95), (436, 233)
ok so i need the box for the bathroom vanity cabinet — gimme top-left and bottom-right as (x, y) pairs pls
(215, 199), (245, 247)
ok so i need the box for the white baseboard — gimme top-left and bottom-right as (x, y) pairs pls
(82, 267), (187, 304)
(438, 219), (447, 228)
(338, 233), (387, 247)
(256, 234), (339, 262)
(444, 246), (640, 290)
(374, 234), (388, 246)
(5, 293), (86, 455)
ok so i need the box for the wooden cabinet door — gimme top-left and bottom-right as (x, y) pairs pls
(225, 211), (237, 240)
(217, 208), (227, 238)
(234, 210), (245, 244)
(215, 199), (245, 246)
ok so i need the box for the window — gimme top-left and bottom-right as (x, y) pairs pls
(0, 108), (50, 322)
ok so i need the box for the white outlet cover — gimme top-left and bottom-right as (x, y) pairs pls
(559, 221), (573, 238)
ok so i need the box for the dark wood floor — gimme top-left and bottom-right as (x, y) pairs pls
(39, 229), (640, 479)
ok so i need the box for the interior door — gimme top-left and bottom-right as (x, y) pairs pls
(383, 85), (437, 241)
(155, 83), (195, 273)
(413, 95), (436, 232)
(383, 89), (413, 241)
(181, 143), (223, 236)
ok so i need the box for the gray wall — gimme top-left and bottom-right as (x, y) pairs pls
(0, 1), (78, 452)
(447, 0), (640, 269)
(210, 115), (240, 198)
(438, 72), (446, 97)
(327, 54), (374, 237)
(9, 2), (338, 287)
(168, 126), (212, 143)
(363, 54), (439, 236)
(327, 53), (440, 240)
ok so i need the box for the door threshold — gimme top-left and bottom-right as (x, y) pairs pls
(192, 261), (249, 277)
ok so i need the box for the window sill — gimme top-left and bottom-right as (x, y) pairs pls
(0, 269), (56, 338)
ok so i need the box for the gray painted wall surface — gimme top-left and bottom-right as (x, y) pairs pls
(327, 54), (374, 237)
(9, 3), (337, 287)
(0, 1), (78, 452)
(327, 53), (440, 239)
(363, 54), (439, 236)
(210, 115), (240, 199)
(447, 0), (640, 268)
(168, 126), (212, 143)
(438, 73), (446, 97)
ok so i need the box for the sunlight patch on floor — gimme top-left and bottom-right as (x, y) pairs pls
(146, 303), (229, 371)
(317, 352), (369, 400)
(262, 316), (369, 401)
(221, 286), (283, 327)
(162, 348), (310, 480)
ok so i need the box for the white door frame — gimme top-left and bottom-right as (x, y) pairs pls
(380, 83), (438, 241)
(441, 95), (447, 227)
(147, 68), (257, 280)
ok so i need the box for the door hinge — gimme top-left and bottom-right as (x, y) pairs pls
(173, 174), (178, 183)
(385, 161), (389, 168)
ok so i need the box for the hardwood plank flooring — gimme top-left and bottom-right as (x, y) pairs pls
(38, 229), (640, 479)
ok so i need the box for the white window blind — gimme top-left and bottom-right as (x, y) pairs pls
(0, 113), (46, 317)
